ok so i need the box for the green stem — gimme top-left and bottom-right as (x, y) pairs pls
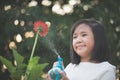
(24, 31), (39, 80)
(30, 32), (39, 60)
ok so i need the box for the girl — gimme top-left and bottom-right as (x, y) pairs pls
(48, 19), (116, 80)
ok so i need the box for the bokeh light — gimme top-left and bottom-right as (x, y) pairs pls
(15, 34), (23, 43)
(28, 0), (38, 7)
(9, 41), (17, 49)
(41, 0), (52, 6)
(63, 4), (73, 14)
(14, 20), (19, 26)
(3, 64), (7, 69)
(116, 27), (120, 32)
(4, 5), (11, 11)
(25, 31), (34, 38)
(52, 2), (74, 15)
(69, 0), (81, 6)
(110, 19), (114, 24)
(14, 60), (17, 66)
(45, 21), (51, 28)
(1, 65), (7, 72)
(52, 2), (61, 13)
(21, 9), (26, 14)
(20, 20), (25, 27)
(83, 5), (89, 11)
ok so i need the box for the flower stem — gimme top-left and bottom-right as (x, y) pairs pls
(30, 32), (39, 60)
(24, 31), (39, 80)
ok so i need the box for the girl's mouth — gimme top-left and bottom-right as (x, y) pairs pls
(76, 45), (86, 49)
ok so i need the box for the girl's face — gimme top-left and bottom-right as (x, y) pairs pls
(73, 23), (95, 61)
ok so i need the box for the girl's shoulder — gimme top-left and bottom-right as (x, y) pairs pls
(96, 62), (116, 80)
(99, 61), (116, 68)
(65, 61), (116, 71)
(64, 63), (75, 72)
(99, 61), (116, 71)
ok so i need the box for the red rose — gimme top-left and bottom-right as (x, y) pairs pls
(33, 21), (48, 36)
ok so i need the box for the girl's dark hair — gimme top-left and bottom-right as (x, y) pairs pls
(70, 19), (109, 64)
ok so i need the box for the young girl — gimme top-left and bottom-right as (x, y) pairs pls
(48, 19), (116, 80)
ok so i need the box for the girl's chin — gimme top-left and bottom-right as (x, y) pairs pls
(76, 51), (89, 57)
(76, 50), (87, 54)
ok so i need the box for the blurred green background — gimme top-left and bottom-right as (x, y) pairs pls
(0, 0), (120, 80)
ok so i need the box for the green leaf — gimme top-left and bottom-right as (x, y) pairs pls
(26, 56), (40, 72)
(27, 63), (48, 80)
(0, 49), (27, 80)
(29, 56), (40, 66)
(11, 49), (26, 80)
(12, 48), (24, 66)
(25, 56), (40, 78)
(25, 56), (48, 80)
(11, 63), (27, 80)
(0, 56), (15, 74)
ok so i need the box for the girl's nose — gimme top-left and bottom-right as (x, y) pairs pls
(76, 36), (83, 43)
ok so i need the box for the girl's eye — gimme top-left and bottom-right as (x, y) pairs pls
(82, 34), (87, 37)
(73, 35), (77, 39)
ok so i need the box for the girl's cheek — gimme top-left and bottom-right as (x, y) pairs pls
(72, 40), (76, 49)
(72, 39), (76, 46)
(84, 36), (91, 42)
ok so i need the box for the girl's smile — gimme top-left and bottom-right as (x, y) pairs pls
(76, 44), (86, 50)
(73, 23), (95, 61)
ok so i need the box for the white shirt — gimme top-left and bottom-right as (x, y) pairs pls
(65, 61), (116, 80)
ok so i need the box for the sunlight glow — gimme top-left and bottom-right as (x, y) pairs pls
(51, 0), (81, 15)
(21, 75), (24, 80)
(14, 20), (19, 26)
(14, 60), (17, 66)
(69, 0), (81, 6)
(45, 21), (51, 28)
(110, 19), (114, 24)
(83, 5), (89, 11)
(9, 41), (17, 49)
(52, 3), (65, 15)
(41, 73), (48, 79)
(1, 64), (7, 72)
(63, 4), (73, 14)
(41, 0), (52, 6)
(4, 5), (11, 11)
(21, 9), (26, 14)
(20, 20), (25, 27)
(57, 9), (65, 15)
(28, 0), (38, 7)
(52, 2), (74, 15)
(3, 64), (7, 69)
(116, 26), (120, 32)
(16, 34), (23, 43)
(117, 52), (120, 57)
(52, 3), (61, 13)
(25, 31), (34, 38)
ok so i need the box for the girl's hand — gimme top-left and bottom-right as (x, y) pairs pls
(58, 70), (69, 80)
(46, 70), (69, 80)
(47, 62), (69, 80)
